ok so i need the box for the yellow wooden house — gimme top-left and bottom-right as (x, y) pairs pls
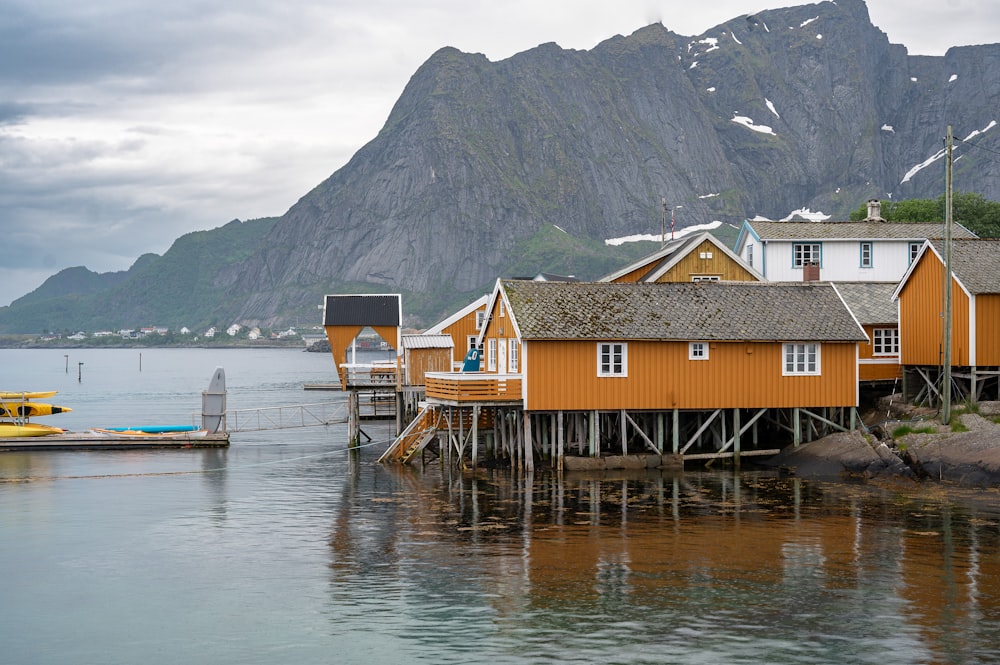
(832, 282), (901, 383)
(392, 279), (866, 470)
(600, 231), (762, 284)
(422, 295), (489, 368)
(894, 239), (1000, 402)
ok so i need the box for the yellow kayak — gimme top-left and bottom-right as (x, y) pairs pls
(0, 421), (64, 437)
(0, 391), (57, 400)
(0, 402), (72, 418)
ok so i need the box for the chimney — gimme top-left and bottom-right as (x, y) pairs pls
(803, 262), (820, 281)
(865, 198), (884, 222)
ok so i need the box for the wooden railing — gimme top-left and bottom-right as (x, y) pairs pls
(424, 372), (522, 402)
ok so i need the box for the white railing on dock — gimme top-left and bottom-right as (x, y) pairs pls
(340, 362), (399, 387)
(222, 401), (349, 432)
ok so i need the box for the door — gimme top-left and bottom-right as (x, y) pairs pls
(497, 339), (507, 375)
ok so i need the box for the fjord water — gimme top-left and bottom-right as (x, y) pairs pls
(2, 348), (1000, 665)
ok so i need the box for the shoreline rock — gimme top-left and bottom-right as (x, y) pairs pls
(765, 411), (1000, 487)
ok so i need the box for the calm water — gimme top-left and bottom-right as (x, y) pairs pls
(2, 348), (1000, 664)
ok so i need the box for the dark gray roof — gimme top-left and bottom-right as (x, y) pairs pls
(501, 280), (866, 342)
(323, 294), (400, 326)
(747, 220), (976, 241)
(832, 282), (897, 325)
(928, 239), (1000, 294)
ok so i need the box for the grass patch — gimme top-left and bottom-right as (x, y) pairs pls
(892, 424), (936, 438)
(951, 421), (970, 433)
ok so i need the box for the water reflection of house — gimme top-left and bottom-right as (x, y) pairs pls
(327, 469), (1000, 659)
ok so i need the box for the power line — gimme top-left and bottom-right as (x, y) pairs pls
(954, 135), (1000, 159)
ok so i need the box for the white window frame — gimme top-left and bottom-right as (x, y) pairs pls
(860, 241), (873, 268)
(746, 243), (754, 267)
(908, 241), (923, 264)
(783, 343), (821, 376)
(487, 338), (497, 371)
(597, 342), (627, 377)
(689, 342), (709, 360)
(508, 339), (519, 373)
(872, 328), (899, 356)
(792, 243), (821, 268)
(691, 275), (721, 282)
(475, 310), (485, 330)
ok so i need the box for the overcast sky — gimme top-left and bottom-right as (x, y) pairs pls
(1, 0), (997, 308)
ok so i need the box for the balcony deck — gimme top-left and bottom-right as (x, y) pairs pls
(424, 372), (522, 405)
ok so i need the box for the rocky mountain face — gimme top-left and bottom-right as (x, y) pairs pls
(4, 0), (1000, 332)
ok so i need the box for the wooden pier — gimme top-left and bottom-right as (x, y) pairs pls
(0, 431), (229, 451)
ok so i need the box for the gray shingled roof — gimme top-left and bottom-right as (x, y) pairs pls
(832, 282), (898, 325)
(747, 221), (976, 241)
(928, 239), (1000, 294)
(501, 280), (867, 342)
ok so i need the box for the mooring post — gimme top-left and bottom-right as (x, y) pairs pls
(348, 391), (360, 448)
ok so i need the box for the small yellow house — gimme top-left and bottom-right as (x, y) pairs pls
(894, 239), (1000, 401)
(422, 295), (489, 368)
(832, 282), (900, 382)
(600, 231), (762, 284)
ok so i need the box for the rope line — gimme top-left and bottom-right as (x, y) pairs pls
(0, 437), (395, 484)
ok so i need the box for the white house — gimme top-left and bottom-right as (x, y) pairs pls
(226, 324), (242, 336)
(734, 200), (977, 283)
(205, 327), (216, 338)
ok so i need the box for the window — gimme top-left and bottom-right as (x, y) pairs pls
(689, 342), (709, 360)
(597, 343), (627, 377)
(487, 338), (497, 371)
(792, 243), (821, 268)
(467, 336), (483, 356)
(499, 300), (505, 317)
(909, 241), (923, 264)
(746, 244), (754, 267)
(509, 340), (519, 373)
(691, 275), (720, 282)
(475, 310), (485, 330)
(783, 343), (820, 375)
(860, 241), (873, 268)
(872, 328), (899, 355)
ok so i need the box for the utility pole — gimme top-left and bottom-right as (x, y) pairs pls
(942, 125), (954, 425)
(660, 197), (667, 248)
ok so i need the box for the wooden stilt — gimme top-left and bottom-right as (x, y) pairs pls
(524, 411), (534, 472)
(471, 405), (479, 469)
(672, 409), (680, 454)
(557, 411), (565, 472)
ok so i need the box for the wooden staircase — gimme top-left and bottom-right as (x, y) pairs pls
(378, 404), (441, 464)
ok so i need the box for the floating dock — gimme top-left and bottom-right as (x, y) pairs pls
(0, 431), (230, 451)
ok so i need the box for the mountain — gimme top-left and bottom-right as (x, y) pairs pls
(2, 0), (999, 333)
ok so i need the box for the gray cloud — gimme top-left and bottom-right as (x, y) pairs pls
(0, 0), (997, 308)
